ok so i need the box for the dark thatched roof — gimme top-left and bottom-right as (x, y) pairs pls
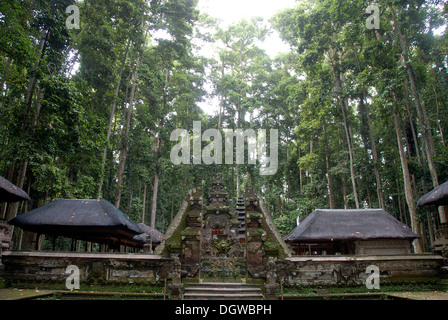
(134, 223), (163, 244)
(417, 180), (448, 207)
(0, 176), (31, 203)
(284, 209), (419, 242)
(9, 199), (142, 245)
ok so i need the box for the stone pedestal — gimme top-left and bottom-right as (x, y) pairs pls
(0, 223), (13, 251)
(0, 223), (13, 279)
(246, 215), (265, 277)
(432, 225), (448, 258)
(182, 208), (202, 277)
(168, 255), (183, 300)
(264, 257), (279, 299)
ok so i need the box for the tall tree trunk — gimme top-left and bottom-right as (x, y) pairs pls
(392, 102), (423, 253)
(338, 87), (359, 208)
(328, 50), (359, 208)
(338, 127), (348, 209)
(7, 161), (28, 221)
(218, 60), (225, 131)
(433, 84), (445, 146)
(24, 30), (48, 113)
(8, 29), (49, 221)
(366, 103), (384, 208)
(389, 4), (446, 223)
(142, 183), (147, 224)
(403, 80), (422, 162)
(98, 39), (131, 198)
(115, 52), (142, 208)
(150, 137), (161, 229)
(353, 46), (384, 208)
(150, 66), (171, 228)
(297, 142), (303, 193)
(396, 177), (405, 224)
(323, 122), (334, 208)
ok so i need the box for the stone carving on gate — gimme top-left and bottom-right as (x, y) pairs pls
(156, 176), (291, 285)
(199, 176), (247, 281)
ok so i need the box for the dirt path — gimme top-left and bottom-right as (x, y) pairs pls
(387, 291), (448, 300)
(0, 288), (53, 300)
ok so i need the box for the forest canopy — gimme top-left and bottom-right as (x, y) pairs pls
(0, 0), (447, 253)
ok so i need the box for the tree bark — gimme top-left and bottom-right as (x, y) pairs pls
(389, 4), (446, 224)
(353, 46), (384, 208)
(327, 46), (360, 208)
(98, 39), (131, 198)
(142, 183), (147, 224)
(392, 102), (423, 253)
(150, 137), (161, 229)
(8, 29), (49, 221)
(149, 66), (171, 228)
(6, 161), (28, 221)
(115, 51), (142, 208)
(338, 127), (348, 209)
(323, 122), (334, 208)
(433, 84), (445, 146)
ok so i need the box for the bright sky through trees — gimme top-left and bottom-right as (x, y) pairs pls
(198, 0), (297, 57)
(197, 0), (298, 114)
(198, 0), (297, 27)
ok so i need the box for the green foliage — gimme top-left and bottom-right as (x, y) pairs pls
(0, 0), (447, 252)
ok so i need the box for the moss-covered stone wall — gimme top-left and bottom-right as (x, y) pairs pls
(2, 251), (171, 291)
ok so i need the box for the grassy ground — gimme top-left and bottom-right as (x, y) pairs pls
(1, 278), (448, 300)
(4, 281), (165, 293)
(279, 279), (448, 299)
(282, 282), (445, 295)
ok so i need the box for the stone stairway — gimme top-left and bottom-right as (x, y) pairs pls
(183, 282), (264, 300)
(236, 197), (246, 243)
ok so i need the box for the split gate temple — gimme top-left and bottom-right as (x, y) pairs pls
(155, 175), (292, 297)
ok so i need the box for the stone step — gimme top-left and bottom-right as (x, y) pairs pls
(184, 293), (264, 300)
(184, 282), (264, 300)
(186, 287), (260, 294)
(186, 284), (258, 288)
(187, 282), (260, 288)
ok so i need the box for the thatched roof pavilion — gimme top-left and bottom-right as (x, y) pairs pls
(0, 176), (31, 203)
(284, 209), (419, 255)
(417, 180), (448, 208)
(135, 223), (163, 244)
(8, 199), (143, 248)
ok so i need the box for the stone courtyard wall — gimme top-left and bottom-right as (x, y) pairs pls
(1, 250), (445, 293)
(283, 254), (444, 287)
(2, 251), (172, 290)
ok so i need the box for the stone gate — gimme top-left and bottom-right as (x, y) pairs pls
(154, 176), (292, 296)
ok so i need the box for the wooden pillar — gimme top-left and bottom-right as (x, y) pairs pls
(34, 234), (40, 251)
